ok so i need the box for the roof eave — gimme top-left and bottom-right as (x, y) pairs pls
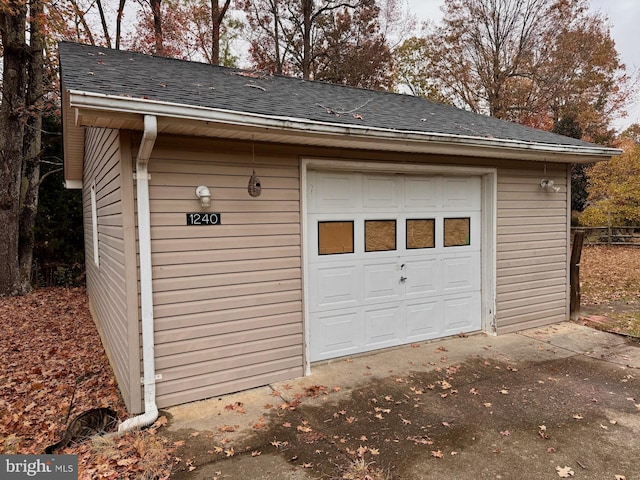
(66, 90), (622, 165)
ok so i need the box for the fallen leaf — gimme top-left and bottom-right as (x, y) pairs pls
(556, 466), (574, 477)
(500, 430), (510, 437)
(154, 416), (168, 427)
(573, 414), (584, 420)
(251, 450), (262, 457)
(431, 450), (444, 458)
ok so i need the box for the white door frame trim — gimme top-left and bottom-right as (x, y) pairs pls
(300, 157), (497, 375)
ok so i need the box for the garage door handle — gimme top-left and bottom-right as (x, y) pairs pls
(400, 276), (407, 282)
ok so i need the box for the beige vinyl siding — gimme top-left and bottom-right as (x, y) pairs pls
(82, 129), (571, 410)
(495, 163), (568, 333)
(146, 140), (303, 408)
(84, 128), (141, 413)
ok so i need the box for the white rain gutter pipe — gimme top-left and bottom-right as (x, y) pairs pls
(119, 115), (159, 432)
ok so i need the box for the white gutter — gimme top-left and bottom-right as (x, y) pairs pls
(119, 115), (159, 433)
(67, 90), (622, 160)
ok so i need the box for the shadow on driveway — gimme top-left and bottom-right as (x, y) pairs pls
(165, 323), (640, 480)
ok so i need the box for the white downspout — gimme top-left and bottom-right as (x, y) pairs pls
(119, 115), (159, 432)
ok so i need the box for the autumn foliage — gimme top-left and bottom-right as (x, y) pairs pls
(580, 143), (640, 226)
(0, 288), (173, 479)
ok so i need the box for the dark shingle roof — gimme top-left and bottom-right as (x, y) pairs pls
(58, 41), (601, 149)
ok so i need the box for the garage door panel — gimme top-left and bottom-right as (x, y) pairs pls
(406, 300), (441, 340)
(442, 254), (480, 293)
(313, 265), (360, 310)
(443, 177), (482, 210)
(313, 309), (362, 360)
(363, 175), (400, 209)
(443, 294), (481, 334)
(310, 172), (360, 211)
(364, 262), (402, 301)
(405, 258), (440, 296)
(404, 177), (439, 208)
(364, 305), (402, 348)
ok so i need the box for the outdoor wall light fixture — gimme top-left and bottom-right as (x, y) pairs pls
(195, 185), (212, 209)
(540, 179), (560, 193)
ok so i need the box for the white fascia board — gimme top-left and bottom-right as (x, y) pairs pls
(67, 90), (622, 161)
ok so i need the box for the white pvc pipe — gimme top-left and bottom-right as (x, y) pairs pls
(119, 115), (159, 432)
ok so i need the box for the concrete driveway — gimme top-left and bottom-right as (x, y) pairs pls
(165, 323), (640, 479)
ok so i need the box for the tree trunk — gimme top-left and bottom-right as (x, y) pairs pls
(115, 0), (126, 49)
(150, 0), (163, 55)
(210, 0), (231, 65)
(18, 0), (45, 293)
(570, 230), (584, 321)
(0, 1), (28, 296)
(301, 0), (312, 79)
(96, 0), (112, 48)
(271, 0), (283, 74)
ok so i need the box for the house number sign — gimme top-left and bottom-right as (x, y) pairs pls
(186, 213), (221, 225)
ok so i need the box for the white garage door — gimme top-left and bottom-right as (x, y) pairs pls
(307, 171), (482, 361)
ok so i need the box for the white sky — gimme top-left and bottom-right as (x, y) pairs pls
(405, 0), (640, 130)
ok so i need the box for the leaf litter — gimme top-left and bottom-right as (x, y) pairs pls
(0, 288), (174, 478)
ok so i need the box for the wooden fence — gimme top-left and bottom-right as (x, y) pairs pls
(571, 226), (640, 246)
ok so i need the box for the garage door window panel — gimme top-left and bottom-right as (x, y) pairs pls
(444, 217), (471, 247)
(318, 221), (354, 255)
(407, 219), (435, 249)
(365, 220), (396, 252)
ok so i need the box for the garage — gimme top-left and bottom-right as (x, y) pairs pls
(59, 41), (623, 412)
(307, 170), (482, 361)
